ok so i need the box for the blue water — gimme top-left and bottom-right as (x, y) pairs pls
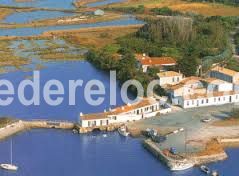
(2, 10), (76, 24)
(87, 0), (124, 7)
(0, 16), (144, 36)
(0, 1), (237, 175)
(0, 0), (75, 9)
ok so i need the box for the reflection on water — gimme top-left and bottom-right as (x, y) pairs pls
(0, 16), (144, 37)
(2, 11), (76, 24)
(0, 0), (75, 9)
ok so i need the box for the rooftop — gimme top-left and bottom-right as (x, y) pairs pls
(80, 98), (158, 120)
(211, 66), (238, 77)
(135, 54), (176, 66)
(183, 91), (235, 100)
(157, 71), (182, 78)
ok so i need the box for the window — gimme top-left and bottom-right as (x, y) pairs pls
(187, 101), (190, 106)
(192, 100), (194, 105)
(201, 99), (204, 104)
(206, 99), (209, 103)
(177, 77), (179, 82)
(223, 97), (226, 101)
(172, 77), (175, 82)
(218, 97), (220, 101)
(214, 98), (216, 102)
(236, 95), (238, 99)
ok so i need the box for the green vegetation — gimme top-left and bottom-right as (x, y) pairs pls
(150, 7), (182, 16)
(86, 15), (238, 94)
(235, 31), (239, 54)
(86, 50), (165, 96)
(186, 0), (239, 6)
(105, 5), (145, 14)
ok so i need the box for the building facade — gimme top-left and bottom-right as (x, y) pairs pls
(79, 98), (171, 128)
(167, 76), (239, 108)
(157, 71), (183, 86)
(209, 66), (239, 83)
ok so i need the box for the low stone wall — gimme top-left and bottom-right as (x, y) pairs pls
(0, 120), (26, 140)
(0, 120), (75, 141)
(143, 139), (169, 166)
(191, 152), (228, 165)
(78, 124), (121, 134)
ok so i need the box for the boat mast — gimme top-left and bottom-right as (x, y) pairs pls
(10, 139), (13, 164)
(184, 128), (187, 157)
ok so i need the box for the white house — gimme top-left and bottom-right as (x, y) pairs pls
(135, 54), (176, 72)
(79, 98), (171, 128)
(209, 66), (239, 83)
(157, 71), (183, 86)
(167, 76), (239, 108)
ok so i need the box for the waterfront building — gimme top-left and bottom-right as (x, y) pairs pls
(79, 98), (171, 128)
(157, 71), (183, 86)
(135, 53), (176, 72)
(167, 76), (239, 108)
(209, 66), (239, 83)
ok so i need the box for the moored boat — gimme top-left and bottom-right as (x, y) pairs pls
(200, 165), (210, 174)
(0, 139), (18, 171)
(169, 160), (194, 171)
(0, 164), (18, 171)
(211, 170), (219, 176)
(118, 126), (130, 137)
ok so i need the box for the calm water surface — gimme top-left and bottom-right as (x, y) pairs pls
(2, 11), (76, 24)
(0, 0), (75, 9)
(0, 16), (144, 36)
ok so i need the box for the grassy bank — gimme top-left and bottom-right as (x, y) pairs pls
(0, 8), (14, 20)
(0, 40), (29, 68)
(0, 12), (123, 29)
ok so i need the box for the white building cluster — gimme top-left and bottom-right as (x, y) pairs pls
(162, 66), (239, 108)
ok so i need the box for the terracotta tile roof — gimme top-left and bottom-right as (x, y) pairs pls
(184, 91), (235, 100)
(135, 54), (176, 66)
(157, 71), (182, 77)
(168, 77), (202, 90)
(211, 66), (238, 77)
(80, 98), (157, 120)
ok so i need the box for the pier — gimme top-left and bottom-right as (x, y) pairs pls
(143, 138), (228, 168)
(0, 119), (75, 141)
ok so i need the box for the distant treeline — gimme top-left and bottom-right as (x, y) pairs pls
(86, 15), (239, 94)
(186, 0), (239, 6)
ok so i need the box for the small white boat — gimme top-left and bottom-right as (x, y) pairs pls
(118, 126), (130, 137)
(0, 164), (18, 171)
(0, 139), (18, 171)
(201, 165), (210, 174)
(201, 118), (212, 123)
(211, 170), (219, 176)
(103, 134), (107, 138)
(169, 160), (194, 171)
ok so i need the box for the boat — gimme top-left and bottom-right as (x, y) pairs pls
(200, 165), (210, 174)
(118, 126), (130, 137)
(169, 160), (194, 171)
(0, 139), (18, 171)
(211, 170), (219, 176)
(201, 118), (212, 123)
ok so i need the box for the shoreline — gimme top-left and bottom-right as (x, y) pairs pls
(1, 117), (239, 168)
